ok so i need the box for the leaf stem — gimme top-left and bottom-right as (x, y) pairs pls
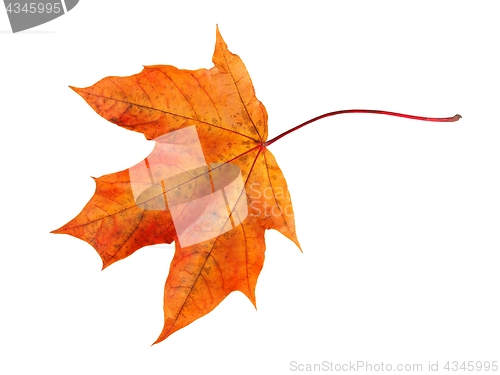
(264, 110), (461, 147)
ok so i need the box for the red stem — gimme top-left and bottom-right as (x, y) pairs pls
(264, 110), (461, 147)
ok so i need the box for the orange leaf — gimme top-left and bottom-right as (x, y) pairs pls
(53, 26), (461, 344)
(53, 26), (300, 343)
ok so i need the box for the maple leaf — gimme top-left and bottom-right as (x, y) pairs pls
(53, 26), (460, 343)
(52, 26), (301, 343)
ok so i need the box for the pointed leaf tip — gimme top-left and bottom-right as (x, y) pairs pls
(215, 25), (226, 48)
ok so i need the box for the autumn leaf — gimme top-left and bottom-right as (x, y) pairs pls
(52, 26), (300, 343)
(52, 26), (460, 343)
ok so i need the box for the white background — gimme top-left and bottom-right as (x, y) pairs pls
(1, 1), (499, 374)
